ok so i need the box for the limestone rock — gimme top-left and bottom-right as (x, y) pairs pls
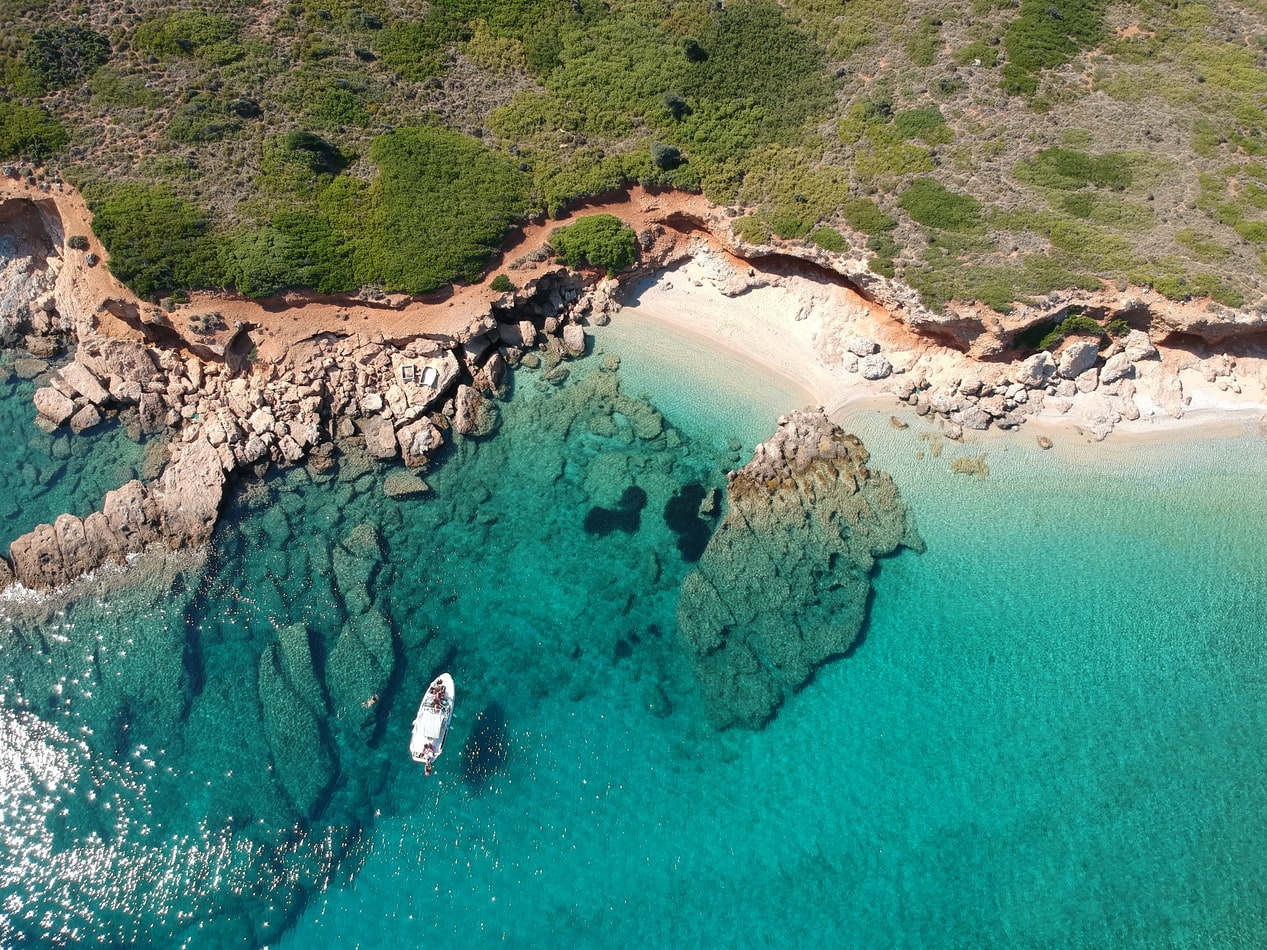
(859, 353), (892, 380)
(14, 358), (48, 379)
(258, 641), (336, 820)
(563, 323), (586, 356)
(1099, 352), (1135, 385)
(397, 417), (442, 468)
(846, 336), (878, 357)
(33, 386), (74, 425)
(451, 384), (499, 437)
(383, 470), (430, 499)
(360, 415), (398, 459)
(960, 405), (992, 430)
(9, 523), (64, 589)
(156, 436), (227, 546)
(1123, 330), (1158, 362)
(78, 338), (157, 385)
(59, 361), (111, 404)
(1016, 351), (1056, 388)
(675, 408), (921, 728)
(326, 610), (397, 742)
(1058, 341), (1099, 378)
(68, 403), (102, 432)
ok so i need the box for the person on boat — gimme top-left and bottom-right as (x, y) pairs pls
(429, 681), (446, 710)
(422, 743), (436, 776)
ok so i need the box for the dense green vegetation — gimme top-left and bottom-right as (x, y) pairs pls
(85, 183), (221, 300)
(1, 0), (1263, 314)
(549, 215), (639, 272)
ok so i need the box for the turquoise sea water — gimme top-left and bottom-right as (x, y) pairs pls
(3, 319), (1267, 948)
(0, 354), (151, 542)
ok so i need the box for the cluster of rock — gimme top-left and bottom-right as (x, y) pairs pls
(891, 329), (1160, 439)
(675, 408), (922, 728)
(1, 269), (600, 593)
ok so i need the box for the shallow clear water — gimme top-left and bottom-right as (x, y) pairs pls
(0, 354), (150, 541)
(3, 324), (1267, 948)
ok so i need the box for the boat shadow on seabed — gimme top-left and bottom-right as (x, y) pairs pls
(460, 701), (509, 792)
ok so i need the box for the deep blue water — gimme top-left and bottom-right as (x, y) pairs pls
(3, 323), (1267, 948)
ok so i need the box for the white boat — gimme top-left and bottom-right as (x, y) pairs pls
(410, 673), (454, 774)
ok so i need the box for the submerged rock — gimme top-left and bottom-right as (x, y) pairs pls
(675, 408), (922, 729)
(258, 639), (336, 821)
(326, 609), (397, 742)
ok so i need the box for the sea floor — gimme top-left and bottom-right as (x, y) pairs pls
(3, 318), (1267, 948)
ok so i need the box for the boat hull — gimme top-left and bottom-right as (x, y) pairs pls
(410, 673), (454, 766)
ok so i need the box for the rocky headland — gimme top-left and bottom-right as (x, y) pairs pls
(676, 408), (922, 728)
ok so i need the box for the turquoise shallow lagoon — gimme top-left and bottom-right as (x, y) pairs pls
(3, 317), (1267, 948)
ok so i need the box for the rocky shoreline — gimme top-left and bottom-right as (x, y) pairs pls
(3, 174), (1267, 595)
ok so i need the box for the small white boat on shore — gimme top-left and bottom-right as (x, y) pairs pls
(410, 673), (454, 775)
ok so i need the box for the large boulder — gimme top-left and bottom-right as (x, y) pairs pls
(33, 386), (74, 425)
(58, 361), (110, 405)
(1058, 340), (1099, 378)
(859, 353), (892, 380)
(1016, 350), (1056, 388)
(156, 436), (228, 546)
(77, 338), (157, 385)
(397, 417), (442, 468)
(675, 408), (922, 728)
(451, 384), (499, 437)
(360, 415), (398, 460)
(1123, 329), (1158, 362)
(1099, 352), (1136, 385)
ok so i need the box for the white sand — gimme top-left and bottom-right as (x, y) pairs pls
(618, 245), (1267, 448)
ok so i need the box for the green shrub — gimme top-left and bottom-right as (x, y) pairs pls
(66, 235), (89, 251)
(360, 126), (528, 294)
(0, 103), (68, 162)
(85, 183), (222, 299)
(490, 273), (515, 292)
(20, 25), (110, 92)
(841, 197), (896, 235)
(767, 210), (811, 239)
(134, 11), (243, 65)
(810, 226), (846, 252)
(378, 14), (466, 81)
(650, 142), (682, 170)
(899, 178), (983, 231)
(732, 215), (770, 244)
(1002, 0), (1106, 95)
(952, 41), (999, 68)
(1014, 148), (1132, 191)
(549, 214), (638, 272)
(1037, 313), (1103, 350)
(893, 107), (953, 145)
(906, 16), (941, 67)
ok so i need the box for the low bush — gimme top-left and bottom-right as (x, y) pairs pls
(732, 215), (770, 244)
(0, 103), (68, 162)
(899, 178), (983, 231)
(85, 183), (222, 299)
(20, 25), (110, 92)
(66, 235), (89, 250)
(1037, 314), (1103, 350)
(490, 273), (515, 292)
(360, 126), (529, 294)
(810, 226), (847, 252)
(1014, 148), (1132, 191)
(549, 214), (637, 272)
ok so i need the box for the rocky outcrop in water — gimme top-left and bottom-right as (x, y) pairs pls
(676, 408), (922, 728)
(0, 264), (599, 591)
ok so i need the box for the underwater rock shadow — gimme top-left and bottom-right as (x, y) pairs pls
(583, 485), (647, 536)
(460, 701), (509, 791)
